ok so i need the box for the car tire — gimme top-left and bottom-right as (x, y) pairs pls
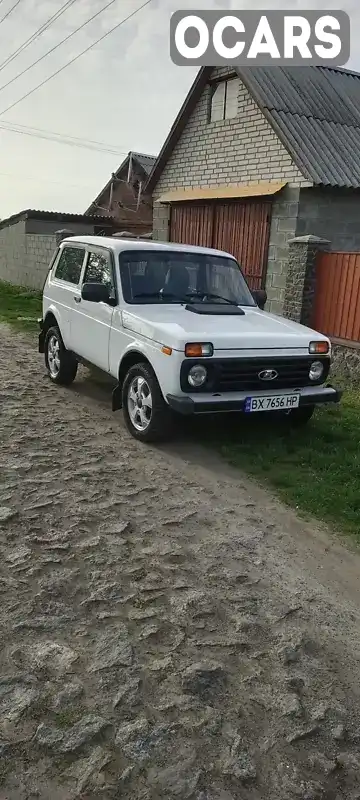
(287, 405), (315, 427)
(122, 362), (174, 442)
(44, 326), (78, 386)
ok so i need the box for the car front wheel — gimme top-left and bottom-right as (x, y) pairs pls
(122, 362), (174, 442)
(44, 326), (77, 385)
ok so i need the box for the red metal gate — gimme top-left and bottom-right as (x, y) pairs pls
(169, 199), (271, 290)
(312, 251), (360, 342)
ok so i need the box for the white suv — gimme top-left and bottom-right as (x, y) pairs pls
(39, 235), (341, 442)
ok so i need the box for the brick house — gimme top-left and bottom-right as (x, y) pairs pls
(147, 65), (360, 315)
(0, 209), (118, 290)
(85, 151), (156, 235)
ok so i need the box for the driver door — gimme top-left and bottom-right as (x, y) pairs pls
(70, 246), (116, 372)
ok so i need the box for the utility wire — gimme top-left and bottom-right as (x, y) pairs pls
(0, 121), (129, 155)
(2, 118), (127, 152)
(0, 0), (23, 25)
(0, 0), (152, 117)
(0, 0), (121, 94)
(0, 0), (81, 74)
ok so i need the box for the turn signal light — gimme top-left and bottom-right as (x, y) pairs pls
(161, 345), (172, 355)
(185, 342), (213, 357)
(309, 340), (329, 354)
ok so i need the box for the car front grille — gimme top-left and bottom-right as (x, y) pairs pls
(180, 356), (330, 393)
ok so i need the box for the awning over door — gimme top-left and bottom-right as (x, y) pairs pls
(157, 181), (286, 204)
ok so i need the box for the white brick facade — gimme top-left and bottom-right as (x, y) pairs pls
(152, 69), (310, 314)
(153, 71), (304, 199)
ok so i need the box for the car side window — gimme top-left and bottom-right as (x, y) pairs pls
(54, 246), (85, 285)
(83, 250), (115, 300)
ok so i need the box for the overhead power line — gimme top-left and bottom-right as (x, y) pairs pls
(2, 118), (128, 152)
(0, 120), (129, 155)
(0, 0), (152, 117)
(0, 0), (80, 74)
(0, 0), (23, 25)
(0, 0), (121, 94)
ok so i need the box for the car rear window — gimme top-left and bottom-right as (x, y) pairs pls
(54, 247), (85, 285)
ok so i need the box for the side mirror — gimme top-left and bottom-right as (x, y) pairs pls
(252, 289), (267, 310)
(81, 282), (110, 303)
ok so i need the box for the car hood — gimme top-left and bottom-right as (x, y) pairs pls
(121, 304), (328, 352)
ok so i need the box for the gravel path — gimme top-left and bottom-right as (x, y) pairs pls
(2, 323), (360, 800)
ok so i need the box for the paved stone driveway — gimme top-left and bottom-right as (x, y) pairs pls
(1, 324), (360, 799)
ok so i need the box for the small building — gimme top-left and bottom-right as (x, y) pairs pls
(85, 151), (156, 236)
(147, 65), (360, 314)
(0, 208), (118, 290)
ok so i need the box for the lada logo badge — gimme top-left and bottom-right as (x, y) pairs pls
(258, 369), (278, 380)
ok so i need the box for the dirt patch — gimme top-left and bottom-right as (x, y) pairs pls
(2, 323), (360, 799)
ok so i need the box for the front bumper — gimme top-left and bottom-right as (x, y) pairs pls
(166, 385), (342, 416)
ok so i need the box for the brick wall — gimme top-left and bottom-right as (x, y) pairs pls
(153, 69), (304, 196)
(25, 234), (57, 290)
(0, 224), (57, 290)
(0, 217), (99, 291)
(265, 185), (300, 314)
(152, 68), (309, 314)
(0, 220), (27, 286)
(296, 187), (360, 250)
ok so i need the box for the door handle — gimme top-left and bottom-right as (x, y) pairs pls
(74, 296), (81, 303)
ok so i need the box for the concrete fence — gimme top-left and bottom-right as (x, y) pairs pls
(0, 223), (57, 291)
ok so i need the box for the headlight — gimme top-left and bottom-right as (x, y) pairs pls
(188, 364), (207, 387)
(309, 360), (324, 381)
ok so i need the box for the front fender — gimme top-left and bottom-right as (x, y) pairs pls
(117, 337), (182, 399)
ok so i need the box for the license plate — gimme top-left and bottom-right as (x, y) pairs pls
(244, 394), (300, 413)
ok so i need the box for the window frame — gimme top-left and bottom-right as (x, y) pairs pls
(52, 243), (87, 287)
(81, 244), (118, 306)
(208, 76), (239, 123)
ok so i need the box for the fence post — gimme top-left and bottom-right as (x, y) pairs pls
(55, 229), (74, 246)
(282, 235), (330, 325)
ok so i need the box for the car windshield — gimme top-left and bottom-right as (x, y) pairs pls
(119, 250), (256, 306)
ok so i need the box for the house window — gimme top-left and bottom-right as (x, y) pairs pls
(209, 77), (239, 122)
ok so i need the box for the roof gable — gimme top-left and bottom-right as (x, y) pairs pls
(86, 151), (157, 215)
(146, 65), (360, 192)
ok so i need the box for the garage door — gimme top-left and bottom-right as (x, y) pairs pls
(170, 204), (213, 248)
(170, 200), (271, 290)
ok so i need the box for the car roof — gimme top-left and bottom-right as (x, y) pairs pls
(61, 235), (235, 260)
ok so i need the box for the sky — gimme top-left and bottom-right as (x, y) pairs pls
(0, 0), (358, 219)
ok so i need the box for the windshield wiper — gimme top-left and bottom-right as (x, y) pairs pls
(195, 292), (239, 306)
